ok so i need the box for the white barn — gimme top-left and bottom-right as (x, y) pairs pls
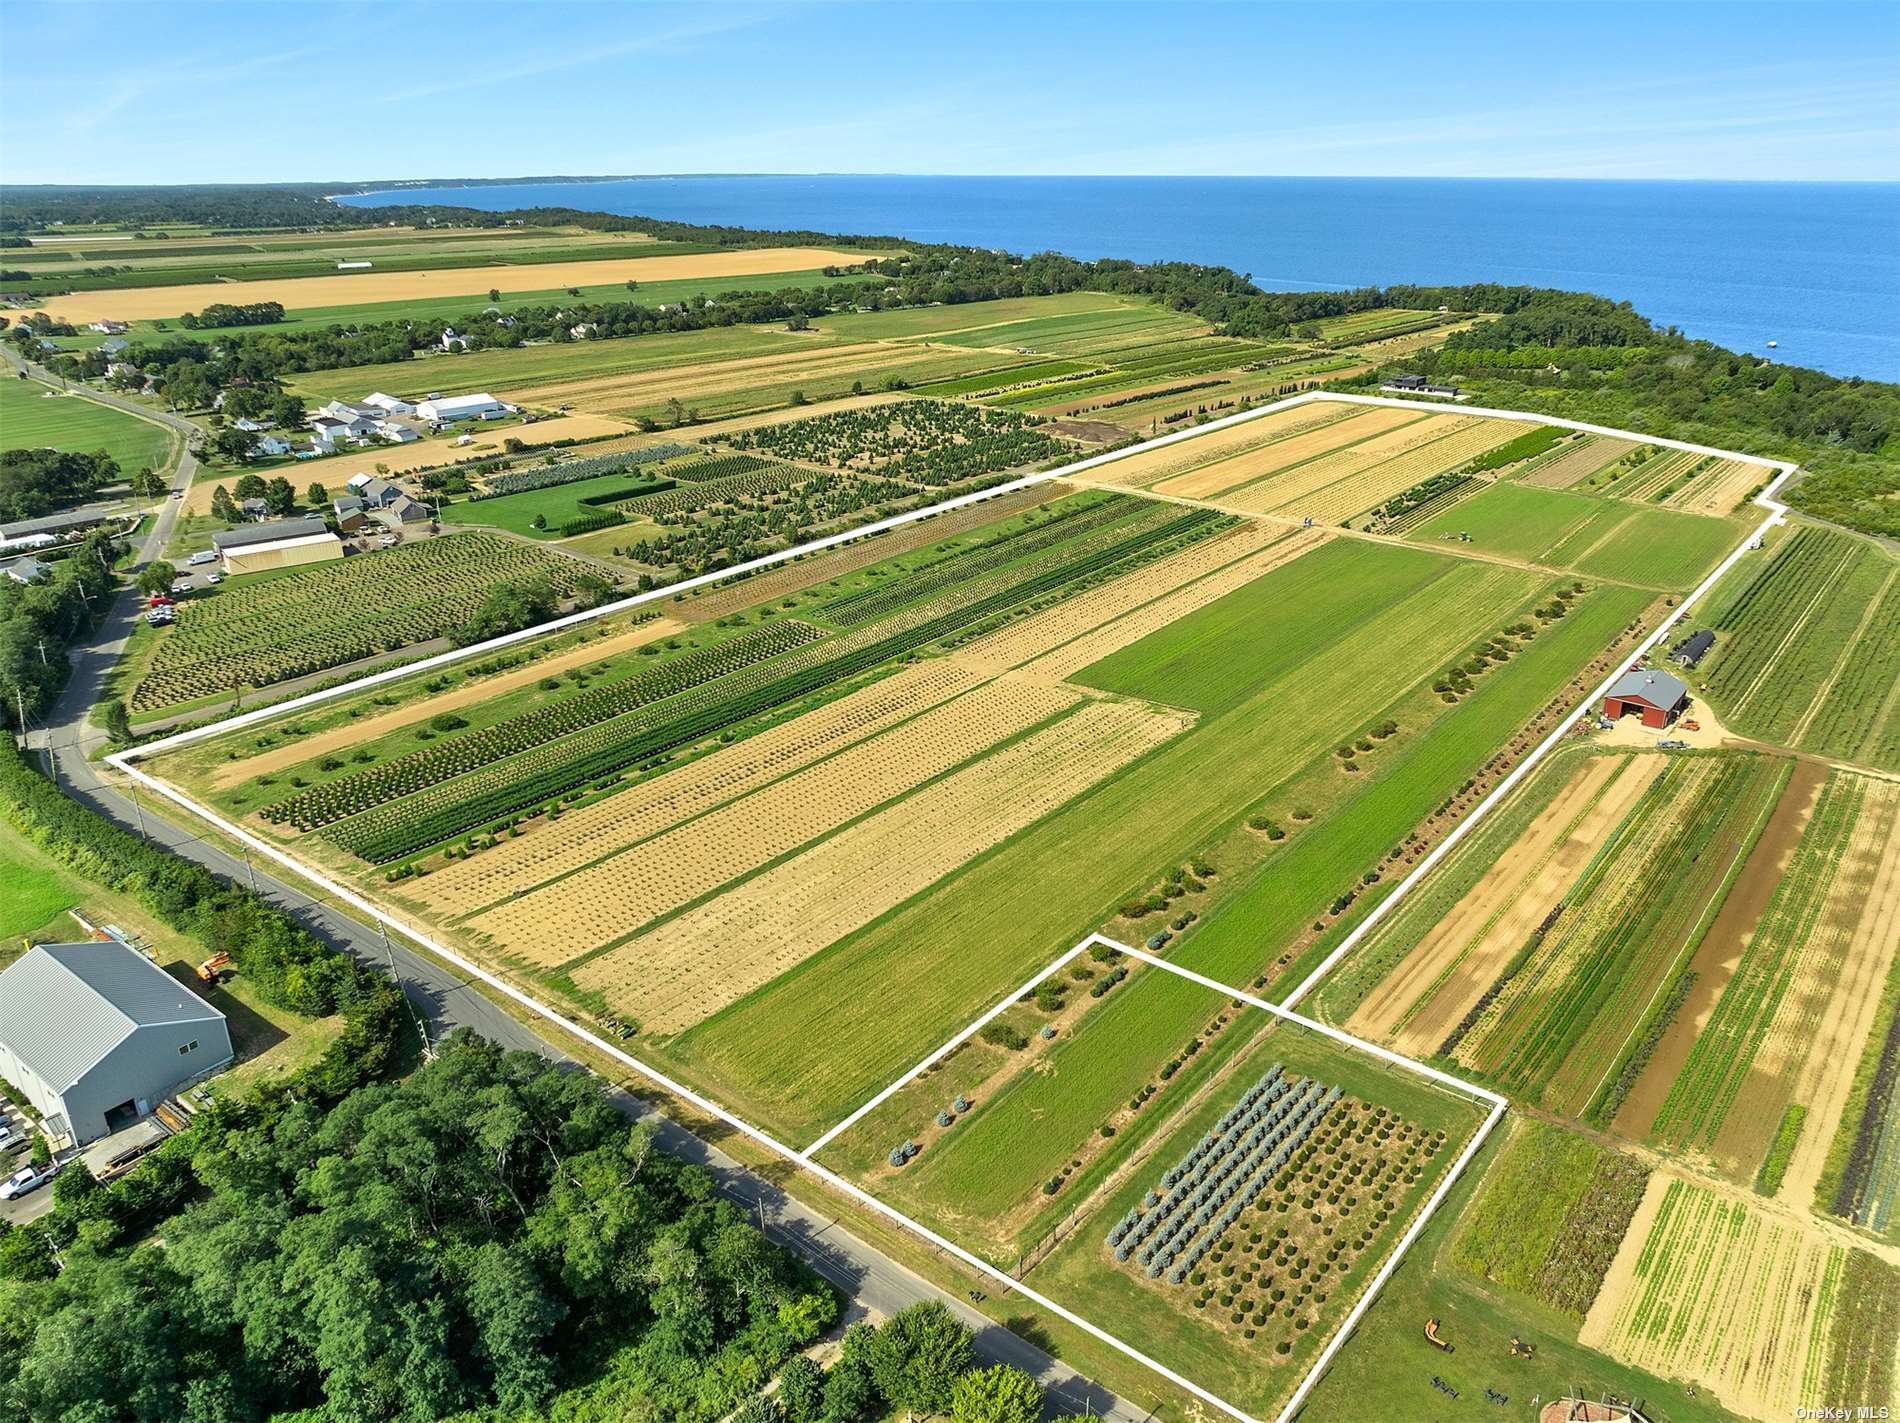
(417, 393), (511, 423)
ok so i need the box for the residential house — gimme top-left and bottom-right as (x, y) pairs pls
(438, 328), (470, 352)
(4, 557), (51, 585)
(332, 495), (369, 533)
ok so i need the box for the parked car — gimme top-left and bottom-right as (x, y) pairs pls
(146, 594), (173, 608)
(206, 570), (224, 584)
(0, 1163), (52, 1200)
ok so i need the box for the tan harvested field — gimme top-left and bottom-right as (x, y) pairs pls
(674, 484), (1066, 622)
(1745, 777), (1900, 1199)
(500, 341), (964, 415)
(1151, 405), (1423, 501)
(33, 247), (871, 324)
(408, 661), (991, 916)
(1522, 436), (1637, 489)
(955, 522), (1323, 680)
(468, 676), (1083, 957)
(1662, 458), (1764, 516)
(183, 414), (640, 512)
(210, 617), (686, 791)
(573, 696), (1187, 1032)
(1582, 1175), (1848, 1423)
(1354, 753), (1665, 1057)
(1217, 416), (1516, 520)
(1080, 401), (1364, 489)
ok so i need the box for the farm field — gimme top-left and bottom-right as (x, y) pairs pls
(1449, 1117), (1649, 1320)
(1407, 479), (1751, 589)
(680, 539), (1649, 1140)
(1581, 1175), (1900, 1423)
(1693, 525), (1900, 772)
(1338, 748), (1667, 1058)
(840, 1008), (1485, 1420)
(0, 375), (175, 472)
(28, 245), (873, 324)
(1438, 752), (1789, 1121)
(1638, 770), (1900, 1190)
(130, 532), (593, 713)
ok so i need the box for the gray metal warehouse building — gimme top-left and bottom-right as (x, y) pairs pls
(0, 941), (231, 1145)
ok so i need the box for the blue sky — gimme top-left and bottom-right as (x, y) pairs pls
(3, 1), (1896, 184)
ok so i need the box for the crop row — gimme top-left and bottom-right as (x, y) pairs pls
(473, 443), (692, 499)
(1649, 771), (1860, 1150)
(132, 535), (585, 712)
(818, 496), (1149, 627)
(664, 453), (776, 483)
(608, 463), (812, 520)
(264, 621), (824, 829)
(1109, 1073), (1340, 1284)
(322, 505), (1221, 861)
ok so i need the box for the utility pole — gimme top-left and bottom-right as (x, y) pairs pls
(377, 918), (433, 1061)
(125, 773), (150, 841)
(237, 841), (259, 893)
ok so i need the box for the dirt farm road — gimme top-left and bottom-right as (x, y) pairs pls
(23, 542), (1152, 1423)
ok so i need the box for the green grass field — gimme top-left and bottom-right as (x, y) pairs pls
(0, 835), (80, 941)
(0, 376), (175, 473)
(438, 471), (669, 538)
(1407, 480), (1746, 590)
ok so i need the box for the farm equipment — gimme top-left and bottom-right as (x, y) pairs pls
(195, 952), (232, 983)
(1424, 1317), (1454, 1352)
(1509, 1336), (1536, 1359)
(1682, 720), (1701, 732)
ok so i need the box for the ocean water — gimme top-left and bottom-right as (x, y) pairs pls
(339, 176), (1900, 382)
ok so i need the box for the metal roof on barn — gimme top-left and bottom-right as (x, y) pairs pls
(0, 942), (223, 1091)
(1605, 668), (1688, 707)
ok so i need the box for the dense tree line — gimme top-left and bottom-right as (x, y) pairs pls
(0, 447), (119, 521)
(0, 526), (119, 728)
(178, 300), (285, 329)
(0, 1033), (836, 1423)
(1344, 289), (1899, 535)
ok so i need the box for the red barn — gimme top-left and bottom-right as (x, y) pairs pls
(1602, 668), (1690, 729)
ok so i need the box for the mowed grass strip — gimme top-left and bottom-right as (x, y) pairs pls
(672, 541), (1539, 1139)
(0, 378), (175, 472)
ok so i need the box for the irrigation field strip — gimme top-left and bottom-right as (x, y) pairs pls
(110, 392), (1797, 1423)
(800, 932), (1507, 1423)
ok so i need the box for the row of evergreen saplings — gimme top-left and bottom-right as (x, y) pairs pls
(328, 503), (1224, 861)
(471, 442), (693, 498)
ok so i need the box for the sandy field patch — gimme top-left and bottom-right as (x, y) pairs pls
(1211, 414), (1483, 515)
(576, 697), (1188, 1033)
(33, 247), (870, 324)
(470, 676), (1081, 957)
(1664, 458), (1765, 517)
(1523, 437), (1638, 489)
(408, 661), (991, 915)
(1758, 778), (1900, 1201)
(207, 616), (685, 791)
(1354, 753), (1662, 1056)
(1246, 419), (1521, 525)
(1083, 401), (1364, 490)
(1150, 405), (1420, 500)
(1582, 1175), (1842, 1423)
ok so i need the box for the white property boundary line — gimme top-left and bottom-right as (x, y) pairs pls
(108, 391), (1798, 1423)
(805, 930), (1508, 1423)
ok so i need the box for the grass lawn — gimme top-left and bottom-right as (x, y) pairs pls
(439, 471), (670, 538)
(0, 376), (176, 472)
(0, 836), (80, 944)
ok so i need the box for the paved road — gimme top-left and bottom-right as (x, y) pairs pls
(17, 411), (1150, 1420)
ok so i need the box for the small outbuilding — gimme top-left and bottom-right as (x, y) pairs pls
(1602, 668), (1690, 729)
(0, 941), (231, 1145)
(1672, 630), (1716, 669)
